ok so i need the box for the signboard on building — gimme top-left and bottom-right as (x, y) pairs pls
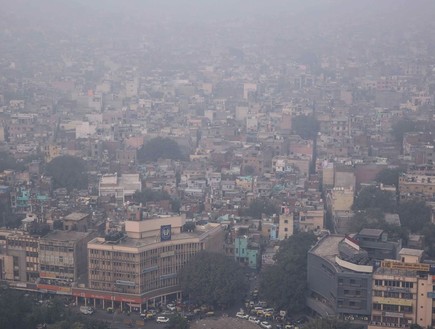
(381, 260), (430, 272)
(37, 284), (71, 294)
(160, 225), (172, 241)
(376, 297), (413, 307)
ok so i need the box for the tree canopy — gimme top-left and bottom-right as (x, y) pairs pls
(398, 199), (431, 233)
(391, 118), (417, 144)
(375, 168), (403, 187)
(0, 289), (108, 329)
(0, 151), (25, 172)
(167, 314), (189, 329)
(132, 188), (180, 213)
(45, 155), (88, 191)
(303, 317), (364, 329)
(352, 186), (397, 213)
(137, 137), (185, 163)
(291, 115), (319, 140)
(243, 198), (279, 218)
(178, 251), (248, 309)
(259, 232), (317, 314)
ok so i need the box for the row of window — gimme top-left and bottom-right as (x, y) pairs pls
(373, 303), (413, 313)
(40, 245), (74, 252)
(373, 290), (413, 299)
(374, 279), (414, 288)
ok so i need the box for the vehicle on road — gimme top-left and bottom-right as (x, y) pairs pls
(166, 303), (176, 311)
(80, 306), (94, 315)
(156, 316), (170, 323)
(236, 312), (249, 319)
(261, 321), (272, 329)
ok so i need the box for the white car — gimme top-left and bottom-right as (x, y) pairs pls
(236, 312), (249, 319)
(248, 316), (260, 324)
(261, 321), (272, 329)
(166, 303), (176, 311)
(156, 316), (170, 323)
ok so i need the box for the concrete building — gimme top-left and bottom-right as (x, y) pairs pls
(307, 235), (373, 318)
(78, 215), (225, 312)
(307, 230), (401, 318)
(99, 173), (142, 204)
(1, 231), (39, 283)
(368, 249), (434, 329)
(63, 212), (91, 232)
(328, 187), (354, 213)
(399, 173), (435, 202)
(298, 209), (325, 233)
(234, 235), (260, 270)
(278, 213), (294, 240)
(38, 231), (94, 293)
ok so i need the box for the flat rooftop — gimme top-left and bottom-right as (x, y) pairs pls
(42, 230), (90, 242)
(90, 225), (221, 249)
(375, 267), (418, 277)
(399, 248), (423, 257)
(64, 212), (89, 221)
(310, 234), (344, 264)
(358, 228), (383, 238)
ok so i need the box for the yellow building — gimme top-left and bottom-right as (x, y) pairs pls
(278, 213), (294, 240)
(399, 173), (435, 201)
(369, 248), (434, 329)
(329, 187), (354, 213)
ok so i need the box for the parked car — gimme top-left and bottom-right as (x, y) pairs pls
(166, 303), (176, 311)
(156, 316), (170, 323)
(248, 316), (260, 324)
(80, 306), (94, 315)
(261, 321), (272, 329)
(236, 312), (249, 319)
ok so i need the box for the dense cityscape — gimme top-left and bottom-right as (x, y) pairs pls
(1, 1), (435, 328)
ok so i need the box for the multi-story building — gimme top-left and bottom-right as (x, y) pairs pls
(298, 209), (325, 233)
(307, 234), (373, 318)
(307, 230), (401, 319)
(327, 187), (354, 213)
(99, 173), (142, 204)
(1, 231), (39, 283)
(234, 235), (260, 270)
(63, 212), (91, 232)
(278, 212), (294, 240)
(368, 248), (434, 329)
(77, 215), (224, 312)
(399, 173), (435, 202)
(38, 230), (94, 293)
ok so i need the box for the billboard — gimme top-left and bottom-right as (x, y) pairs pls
(161, 225), (172, 241)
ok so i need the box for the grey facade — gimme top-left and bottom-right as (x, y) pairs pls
(307, 230), (401, 318)
(307, 235), (372, 317)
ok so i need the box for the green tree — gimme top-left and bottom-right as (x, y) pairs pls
(304, 317), (364, 329)
(398, 200), (431, 233)
(178, 251), (248, 309)
(133, 188), (171, 203)
(0, 151), (25, 171)
(375, 168), (403, 187)
(291, 115), (319, 140)
(243, 198), (279, 218)
(137, 137), (185, 163)
(391, 118), (417, 144)
(423, 223), (435, 258)
(45, 155), (88, 191)
(352, 186), (397, 213)
(259, 232), (317, 314)
(167, 314), (189, 329)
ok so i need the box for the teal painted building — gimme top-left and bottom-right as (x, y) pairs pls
(234, 236), (260, 270)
